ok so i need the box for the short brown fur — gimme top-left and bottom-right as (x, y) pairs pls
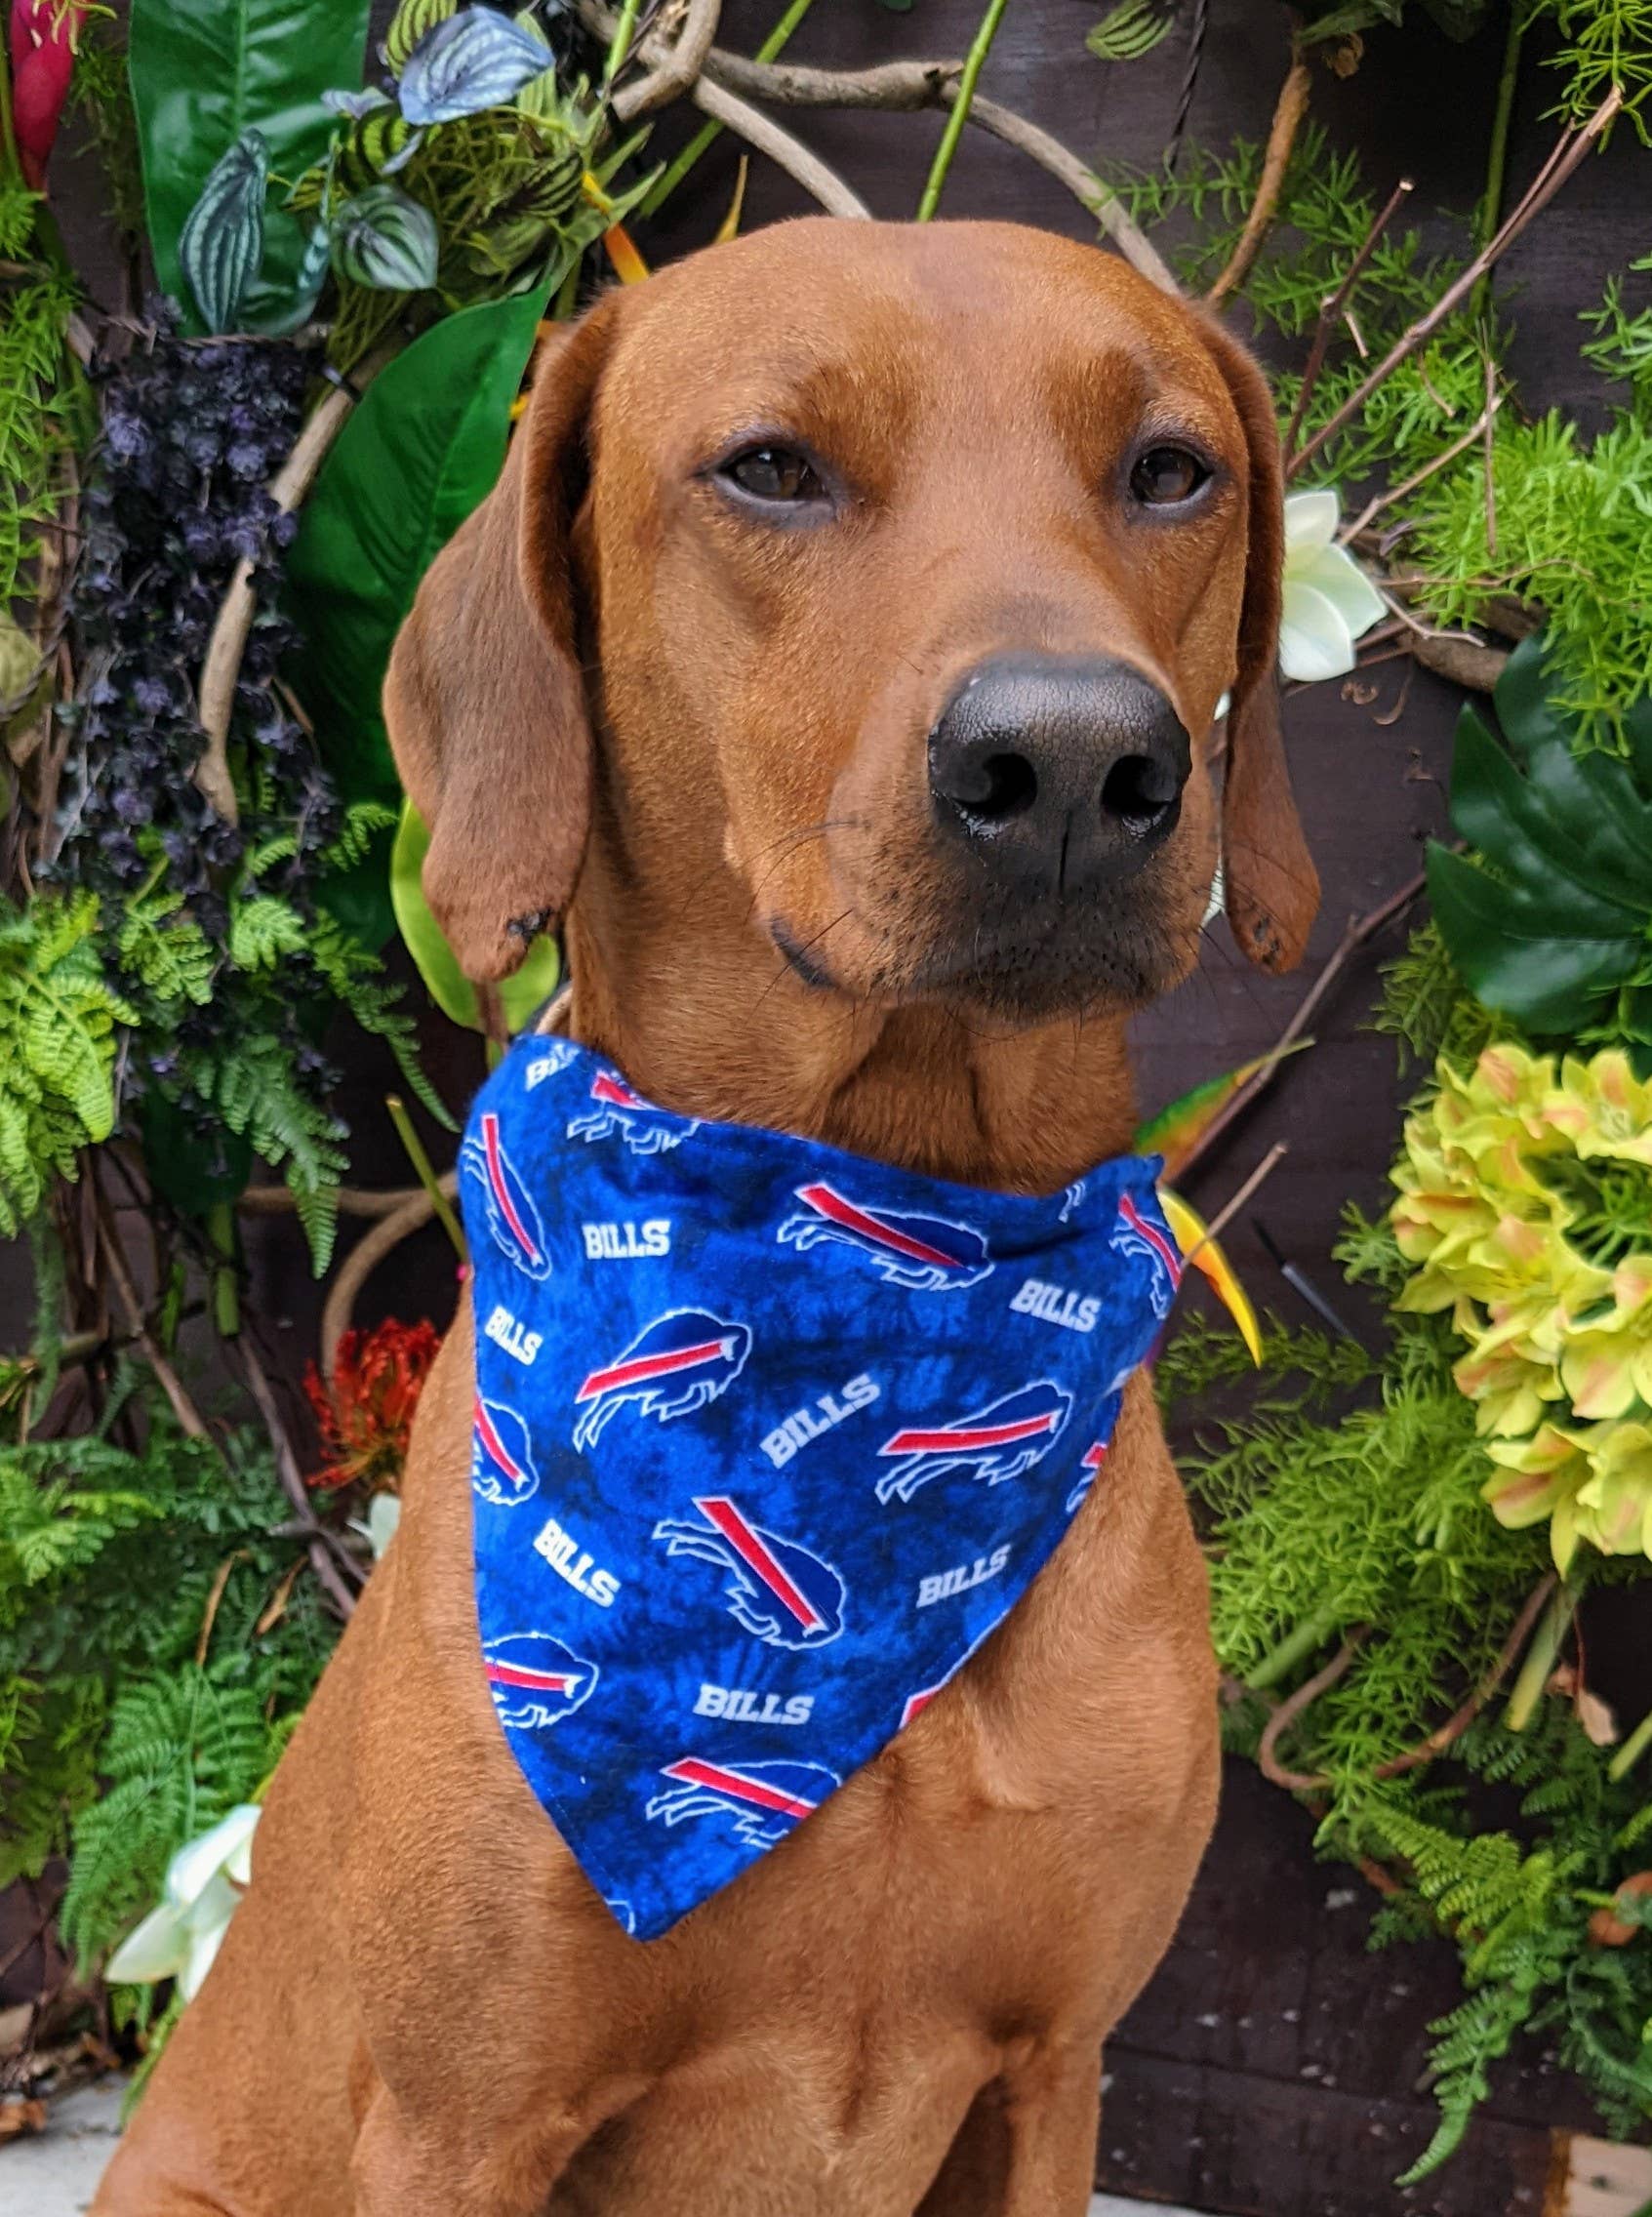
(96, 220), (1316, 2217)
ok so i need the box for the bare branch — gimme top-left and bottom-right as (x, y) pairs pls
(320, 1175), (458, 1381)
(958, 95), (1177, 294)
(613, 0), (723, 121)
(688, 75), (871, 218)
(1206, 55), (1310, 307)
(193, 344), (398, 825)
(1290, 89), (1622, 477)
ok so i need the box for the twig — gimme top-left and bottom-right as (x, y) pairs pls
(1163, 0), (1209, 174)
(1181, 1143), (1287, 1268)
(237, 1181), (428, 1219)
(1179, 868), (1428, 1180)
(1259, 1633), (1367, 1791)
(678, 36), (1178, 290)
(234, 1339), (361, 1617)
(320, 1176), (458, 1381)
(1291, 88), (1623, 476)
(955, 95), (1178, 292)
(639, 0), (818, 215)
(1338, 398), (1502, 543)
(1483, 350), (1498, 557)
(612, 0), (723, 121)
(94, 1209), (210, 1442)
(1206, 52), (1310, 307)
(916, 0), (1009, 222)
(1258, 1576), (1557, 1794)
(192, 344), (398, 825)
(1281, 177), (1414, 466)
(688, 76), (871, 218)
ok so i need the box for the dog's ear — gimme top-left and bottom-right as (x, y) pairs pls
(1199, 315), (1319, 973)
(383, 301), (619, 982)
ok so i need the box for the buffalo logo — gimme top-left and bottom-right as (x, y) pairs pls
(567, 1069), (699, 1156)
(605, 1898), (637, 1936)
(776, 1181), (992, 1292)
(1110, 1192), (1184, 1320)
(471, 1396), (540, 1508)
(573, 1308), (751, 1449)
(653, 1495), (845, 1650)
(876, 1380), (1071, 1503)
(484, 1632), (597, 1729)
(460, 1111), (550, 1280)
(1059, 1180), (1087, 1224)
(645, 1756), (840, 1849)
(1067, 1438), (1108, 1514)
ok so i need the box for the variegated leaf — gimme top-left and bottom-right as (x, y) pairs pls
(397, 5), (556, 125)
(178, 130), (269, 334)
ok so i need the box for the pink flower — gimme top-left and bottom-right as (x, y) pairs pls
(9, 2), (85, 190)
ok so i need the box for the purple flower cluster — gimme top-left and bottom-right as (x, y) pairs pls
(58, 313), (338, 926)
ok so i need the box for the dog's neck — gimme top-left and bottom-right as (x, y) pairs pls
(562, 868), (1140, 1196)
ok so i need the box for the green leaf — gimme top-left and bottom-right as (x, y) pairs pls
(129, 0), (370, 334)
(1431, 632), (1652, 1039)
(1087, 0), (1176, 62)
(283, 285), (551, 809)
(390, 797), (560, 1033)
(1448, 707), (1651, 931)
(177, 132), (268, 335)
(331, 182), (439, 293)
(396, 7), (556, 127)
(1491, 632), (1563, 762)
(1427, 845), (1639, 1035)
(383, 0), (459, 75)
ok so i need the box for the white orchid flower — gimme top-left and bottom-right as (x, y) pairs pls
(105, 1802), (260, 2002)
(349, 1490), (401, 1560)
(1277, 488), (1387, 683)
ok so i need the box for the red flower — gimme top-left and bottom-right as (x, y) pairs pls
(9, 2), (85, 190)
(304, 1317), (441, 1494)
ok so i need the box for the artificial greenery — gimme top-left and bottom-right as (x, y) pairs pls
(1428, 637), (1652, 1041)
(2, 0), (1651, 2184)
(0, 1382), (335, 1913)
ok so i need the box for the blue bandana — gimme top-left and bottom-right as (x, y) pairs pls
(460, 1029), (1182, 1939)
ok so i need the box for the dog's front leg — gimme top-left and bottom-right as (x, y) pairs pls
(350, 2077), (583, 2217)
(918, 2047), (1102, 2217)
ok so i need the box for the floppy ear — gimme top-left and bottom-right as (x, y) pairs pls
(383, 300), (619, 982)
(1198, 314), (1319, 973)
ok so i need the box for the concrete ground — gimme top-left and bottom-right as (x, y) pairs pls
(6, 2081), (1207, 2216)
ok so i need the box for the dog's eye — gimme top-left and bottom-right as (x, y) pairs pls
(720, 445), (826, 504)
(1130, 445), (1209, 506)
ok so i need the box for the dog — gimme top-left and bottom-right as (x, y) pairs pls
(96, 217), (1316, 2216)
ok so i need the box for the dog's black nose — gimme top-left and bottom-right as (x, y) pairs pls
(928, 653), (1190, 889)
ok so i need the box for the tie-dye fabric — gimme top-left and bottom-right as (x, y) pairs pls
(461, 1029), (1181, 1939)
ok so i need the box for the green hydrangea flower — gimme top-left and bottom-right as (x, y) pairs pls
(1391, 1044), (1652, 1571)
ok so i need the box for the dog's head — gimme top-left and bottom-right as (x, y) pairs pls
(386, 220), (1316, 1028)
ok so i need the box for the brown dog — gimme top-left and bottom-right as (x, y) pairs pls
(96, 218), (1315, 2216)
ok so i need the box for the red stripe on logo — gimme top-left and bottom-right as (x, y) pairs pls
(1082, 1440), (1108, 1471)
(695, 1495), (825, 1632)
(879, 1411), (1059, 1457)
(486, 1660), (577, 1693)
(1119, 1192), (1183, 1286)
(482, 1112), (541, 1265)
(660, 1757), (817, 1820)
(473, 1397), (524, 1483)
(795, 1182), (963, 1271)
(577, 1336), (731, 1402)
